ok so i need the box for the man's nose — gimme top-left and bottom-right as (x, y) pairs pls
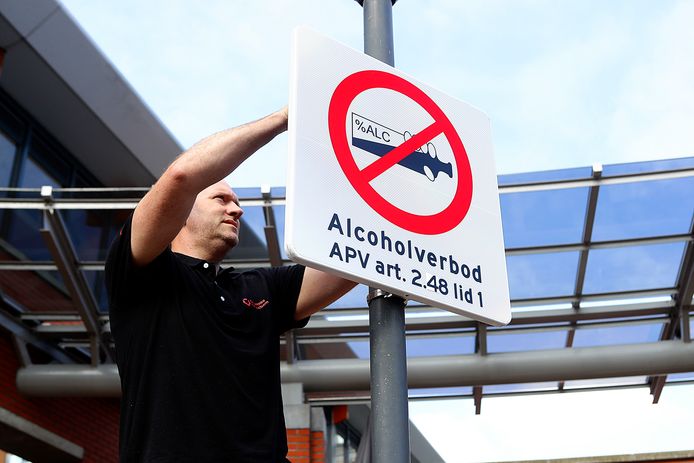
(228, 203), (243, 218)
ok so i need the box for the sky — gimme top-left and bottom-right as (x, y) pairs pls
(56, 1), (694, 462)
(57, 0), (694, 188)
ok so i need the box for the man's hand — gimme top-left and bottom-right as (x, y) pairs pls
(278, 106), (288, 127)
(295, 268), (357, 320)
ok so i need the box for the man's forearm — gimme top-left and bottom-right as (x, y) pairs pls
(167, 108), (287, 194)
(129, 108), (288, 266)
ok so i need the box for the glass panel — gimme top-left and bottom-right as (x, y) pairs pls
(582, 243), (684, 294)
(602, 157), (694, 177)
(347, 340), (369, 359)
(62, 209), (128, 261)
(328, 336), (475, 359)
(592, 177), (694, 241)
(270, 186), (286, 197)
(668, 372), (694, 382)
(488, 328), (567, 353)
(506, 252), (579, 300)
(3, 209), (53, 261)
(275, 205), (287, 259)
(497, 166), (592, 186)
(0, 129), (16, 188)
(409, 386), (472, 397)
(327, 284), (368, 309)
(234, 187), (261, 199)
(227, 205), (267, 260)
(332, 433), (357, 463)
(18, 155), (60, 188)
(0, 270), (75, 312)
(563, 376), (647, 390)
(500, 188), (588, 248)
(25, 133), (72, 186)
(3, 157), (60, 261)
(484, 382), (558, 394)
(406, 335), (475, 357)
(573, 322), (663, 347)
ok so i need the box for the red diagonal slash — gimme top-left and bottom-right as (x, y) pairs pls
(328, 69), (474, 235)
(360, 121), (444, 183)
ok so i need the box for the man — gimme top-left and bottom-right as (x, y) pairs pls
(106, 107), (356, 462)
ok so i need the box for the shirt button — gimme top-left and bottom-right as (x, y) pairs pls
(203, 263), (209, 269)
(220, 296), (225, 302)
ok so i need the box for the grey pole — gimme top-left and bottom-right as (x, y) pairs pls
(363, 0), (395, 66)
(368, 289), (409, 463)
(361, 1), (410, 461)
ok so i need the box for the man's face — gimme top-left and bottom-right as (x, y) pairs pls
(187, 181), (243, 252)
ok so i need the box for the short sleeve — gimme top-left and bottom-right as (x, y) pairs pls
(262, 264), (306, 334)
(104, 214), (172, 312)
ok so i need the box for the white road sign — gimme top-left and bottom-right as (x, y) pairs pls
(285, 27), (511, 325)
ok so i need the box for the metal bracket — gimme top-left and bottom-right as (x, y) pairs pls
(367, 287), (406, 306)
(11, 334), (32, 367)
(39, 187), (112, 365)
(355, 0), (397, 5)
(473, 385), (483, 415)
(261, 186), (283, 267)
(650, 216), (694, 401)
(285, 329), (301, 364)
(681, 306), (691, 343)
(475, 322), (487, 356)
(0, 293), (75, 363)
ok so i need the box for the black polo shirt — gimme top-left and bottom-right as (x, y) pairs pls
(106, 216), (307, 462)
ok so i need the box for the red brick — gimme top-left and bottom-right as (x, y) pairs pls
(0, 334), (119, 462)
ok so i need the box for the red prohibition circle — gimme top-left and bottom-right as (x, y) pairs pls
(328, 70), (473, 235)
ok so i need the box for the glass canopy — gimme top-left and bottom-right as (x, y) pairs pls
(1, 156), (692, 409)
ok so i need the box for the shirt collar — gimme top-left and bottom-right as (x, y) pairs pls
(173, 252), (234, 278)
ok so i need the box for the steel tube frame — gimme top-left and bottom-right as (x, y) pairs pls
(1, 166), (692, 212)
(361, 1), (410, 462)
(20, 295), (675, 341)
(499, 167), (694, 193)
(40, 205), (110, 364)
(649, 220), (694, 401)
(0, 307), (75, 364)
(16, 340), (694, 397)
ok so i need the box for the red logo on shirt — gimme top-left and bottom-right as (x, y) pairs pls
(242, 298), (269, 310)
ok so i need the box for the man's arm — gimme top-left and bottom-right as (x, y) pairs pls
(295, 268), (358, 320)
(131, 108), (288, 266)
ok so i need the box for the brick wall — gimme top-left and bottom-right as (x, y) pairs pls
(286, 426), (326, 463)
(286, 428), (311, 463)
(310, 430), (326, 463)
(1, 331), (331, 463)
(0, 333), (120, 462)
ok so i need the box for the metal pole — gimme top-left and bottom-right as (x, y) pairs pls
(368, 290), (409, 462)
(363, 0), (395, 66)
(361, 1), (409, 461)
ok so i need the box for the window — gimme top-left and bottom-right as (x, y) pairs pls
(18, 155), (60, 188)
(0, 130), (16, 188)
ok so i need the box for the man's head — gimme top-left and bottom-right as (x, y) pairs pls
(171, 180), (243, 263)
